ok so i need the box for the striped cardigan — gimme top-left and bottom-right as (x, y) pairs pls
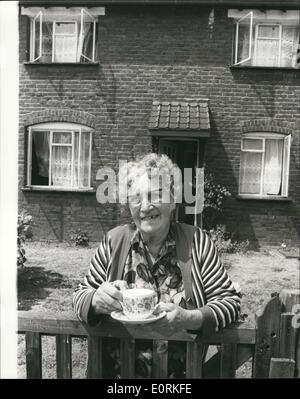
(73, 225), (241, 334)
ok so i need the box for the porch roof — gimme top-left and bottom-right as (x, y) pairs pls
(149, 99), (210, 138)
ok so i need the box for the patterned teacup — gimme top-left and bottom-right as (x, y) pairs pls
(122, 288), (158, 320)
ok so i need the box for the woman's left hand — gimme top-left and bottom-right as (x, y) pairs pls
(151, 302), (190, 337)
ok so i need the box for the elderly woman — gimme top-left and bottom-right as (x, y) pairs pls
(73, 153), (241, 378)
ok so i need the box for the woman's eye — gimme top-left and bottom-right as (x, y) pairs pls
(151, 193), (160, 202)
(129, 195), (141, 204)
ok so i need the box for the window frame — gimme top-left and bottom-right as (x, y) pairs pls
(239, 132), (291, 198)
(52, 20), (78, 63)
(80, 8), (97, 63)
(234, 11), (253, 66)
(231, 11), (300, 68)
(26, 123), (93, 191)
(30, 10), (42, 62)
(253, 23), (282, 67)
(28, 8), (98, 64)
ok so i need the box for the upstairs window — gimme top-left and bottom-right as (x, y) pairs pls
(26, 123), (93, 190)
(229, 9), (300, 68)
(239, 133), (291, 198)
(21, 7), (105, 63)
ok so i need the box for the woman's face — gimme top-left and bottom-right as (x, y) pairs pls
(128, 173), (175, 242)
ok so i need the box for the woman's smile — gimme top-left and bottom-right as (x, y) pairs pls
(127, 172), (176, 243)
(140, 214), (160, 222)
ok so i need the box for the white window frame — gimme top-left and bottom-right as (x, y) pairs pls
(253, 23), (282, 67)
(31, 10), (42, 62)
(27, 123), (93, 191)
(80, 8), (97, 62)
(239, 133), (291, 198)
(234, 11), (253, 66)
(26, 7), (100, 63)
(52, 20), (78, 63)
(230, 9), (300, 68)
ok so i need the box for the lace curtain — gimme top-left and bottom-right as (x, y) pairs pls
(239, 24), (299, 67)
(51, 146), (73, 186)
(281, 27), (300, 67)
(54, 22), (77, 62)
(33, 131), (90, 188)
(240, 138), (284, 195)
(240, 151), (262, 194)
(254, 25), (280, 66)
(73, 132), (91, 187)
(263, 139), (283, 195)
(37, 21), (93, 62)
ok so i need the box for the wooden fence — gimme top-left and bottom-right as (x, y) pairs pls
(17, 289), (300, 379)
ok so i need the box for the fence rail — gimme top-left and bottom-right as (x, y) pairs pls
(17, 288), (300, 379)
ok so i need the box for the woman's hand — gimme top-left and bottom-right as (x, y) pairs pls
(152, 303), (203, 337)
(91, 281), (124, 314)
(111, 279), (129, 292)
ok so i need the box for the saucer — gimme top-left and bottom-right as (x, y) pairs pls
(111, 310), (166, 325)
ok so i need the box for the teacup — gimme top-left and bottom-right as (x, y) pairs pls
(121, 288), (158, 320)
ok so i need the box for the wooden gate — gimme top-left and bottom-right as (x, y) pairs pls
(17, 289), (299, 379)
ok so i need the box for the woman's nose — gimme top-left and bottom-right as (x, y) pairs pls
(140, 196), (153, 211)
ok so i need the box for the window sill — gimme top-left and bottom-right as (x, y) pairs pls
(24, 62), (100, 66)
(236, 195), (292, 202)
(22, 186), (96, 193)
(229, 65), (299, 71)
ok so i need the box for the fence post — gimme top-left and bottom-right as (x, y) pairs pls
(253, 294), (282, 378)
(279, 289), (300, 378)
(186, 342), (204, 378)
(25, 332), (42, 379)
(269, 358), (295, 378)
(220, 344), (237, 378)
(153, 340), (168, 379)
(56, 334), (72, 379)
(120, 338), (135, 378)
(279, 313), (297, 359)
(87, 336), (103, 379)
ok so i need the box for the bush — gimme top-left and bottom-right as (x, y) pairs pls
(207, 225), (250, 255)
(70, 229), (89, 247)
(202, 170), (231, 230)
(17, 211), (33, 268)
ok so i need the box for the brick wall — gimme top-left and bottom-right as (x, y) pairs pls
(18, 5), (300, 247)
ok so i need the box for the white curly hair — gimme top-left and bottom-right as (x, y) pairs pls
(119, 153), (182, 205)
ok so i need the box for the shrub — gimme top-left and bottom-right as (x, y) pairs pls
(207, 225), (250, 255)
(70, 229), (89, 247)
(200, 170), (250, 254)
(17, 211), (33, 268)
(202, 170), (231, 230)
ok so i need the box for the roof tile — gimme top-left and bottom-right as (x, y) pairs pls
(149, 100), (210, 131)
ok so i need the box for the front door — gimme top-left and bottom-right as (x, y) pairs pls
(158, 139), (204, 227)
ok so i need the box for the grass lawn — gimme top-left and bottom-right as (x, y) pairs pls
(17, 241), (299, 379)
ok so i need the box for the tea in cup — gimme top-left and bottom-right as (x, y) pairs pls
(122, 288), (158, 320)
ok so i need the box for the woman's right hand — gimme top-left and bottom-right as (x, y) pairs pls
(91, 282), (124, 314)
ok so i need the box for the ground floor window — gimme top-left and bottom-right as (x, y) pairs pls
(239, 133), (291, 197)
(26, 122), (92, 190)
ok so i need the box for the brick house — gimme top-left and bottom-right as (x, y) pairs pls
(18, 0), (300, 248)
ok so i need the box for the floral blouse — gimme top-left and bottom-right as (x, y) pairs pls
(122, 224), (187, 308)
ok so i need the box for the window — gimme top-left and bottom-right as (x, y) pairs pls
(239, 133), (291, 198)
(229, 10), (300, 68)
(21, 7), (105, 63)
(27, 123), (93, 190)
